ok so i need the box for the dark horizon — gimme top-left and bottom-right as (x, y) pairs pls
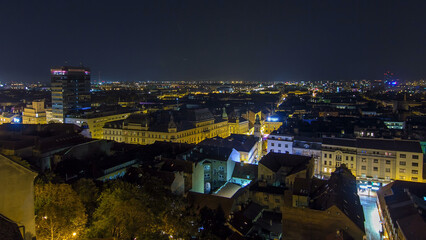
(1, 0), (426, 83)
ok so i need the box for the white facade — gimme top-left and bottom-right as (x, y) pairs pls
(267, 134), (293, 154)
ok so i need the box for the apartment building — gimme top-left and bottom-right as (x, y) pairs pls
(320, 138), (424, 184)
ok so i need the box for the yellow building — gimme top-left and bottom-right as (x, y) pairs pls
(263, 116), (283, 135)
(0, 112), (20, 124)
(103, 108), (230, 145)
(228, 117), (249, 135)
(65, 109), (134, 139)
(22, 100), (47, 124)
(321, 138), (424, 184)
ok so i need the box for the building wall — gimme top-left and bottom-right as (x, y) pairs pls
(229, 120), (249, 134)
(321, 146), (357, 177)
(258, 164), (275, 185)
(267, 135), (293, 154)
(263, 121), (283, 135)
(66, 112), (130, 139)
(22, 101), (47, 124)
(250, 190), (284, 212)
(104, 119), (230, 145)
(282, 204), (365, 240)
(322, 144), (424, 184)
(0, 154), (37, 240)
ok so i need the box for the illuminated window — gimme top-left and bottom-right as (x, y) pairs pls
(399, 169), (405, 173)
(324, 167), (327, 172)
(412, 170), (418, 174)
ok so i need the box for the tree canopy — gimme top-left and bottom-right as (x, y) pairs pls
(35, 182), (87, 240)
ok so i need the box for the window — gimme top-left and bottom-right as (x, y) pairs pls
(275, 199), (280, 203)
(361, 166), (366, 170)
(336, 162), (341, 167)
(329, 161), (332, 166)
(411, 177), (418, 181)
(285, 144), (288, 148)
(399, 169), (405, 173)
(204, 165), (210, 170)
(324, 161), (327, 165)
(278, 144), (281, 147)
(345, 156), (348, 161)
(204, 173), (210, 179)
(324, 153), (327, 158)
(362, 158), (366, 162)
(373, 167), (378, 171)
(386, 160), (391, 164)
(329, 154), (332, 158)
(350, 164), (354, 168)
(412, 170), (418, 174)
(399, 161), (406, 166)
(413, 155), (419, 159)
(412, 162), (419, 167)
(324, 167), (328, 172)
(270, 149), (274, 152)
(278, 150), (281, 153)
(400, 176), (406, 180)
(271, 143), (274, 146)
(385, 168), (390, 173)
(374, 159), (378, 163)
(218, 166), (224, 171)
(400, 154), (406, 158)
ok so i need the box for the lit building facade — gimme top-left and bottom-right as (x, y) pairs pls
(51, 66), (91, 123)
(22, 100), (47, 124)
(320, 138), (424, 185)
(103, 108), (230, 145)
(65, 110), (133, 139)
(0, 112), (20, 124)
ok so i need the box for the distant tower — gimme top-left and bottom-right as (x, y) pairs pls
(222, 107), (228, 120)
(51, 66), (91, 123)
(254, 115), (261, 138)
(168, 114), (177, 133)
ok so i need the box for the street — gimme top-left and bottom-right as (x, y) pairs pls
(360, 195), (382, 240)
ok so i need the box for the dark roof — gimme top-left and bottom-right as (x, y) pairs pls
(357, 138), (422, 153)
(250, 181), (286, 195)
(259, 152), (311, 172)
(160, 158), (193, 174)
(242, 202), (264, 221)
(188, 192), (235, 217)
(323, 137), (422, 153)
(232, 163), (258, 180)
(199, 134), (259, 152)
(377, 181), (426, 240)
(229, 211), (254, 236)
(311, 166), (365, 232)
(0, 214), (23, 240)
(322, 138), (357, 148)
(179, 145), (235, 163)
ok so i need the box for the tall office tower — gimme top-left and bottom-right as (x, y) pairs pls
(51, 66), (91, 123)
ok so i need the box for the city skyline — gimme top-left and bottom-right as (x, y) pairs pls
(1, 0), (426, 83)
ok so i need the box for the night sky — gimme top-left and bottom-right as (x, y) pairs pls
(1, 0), (425, 82)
